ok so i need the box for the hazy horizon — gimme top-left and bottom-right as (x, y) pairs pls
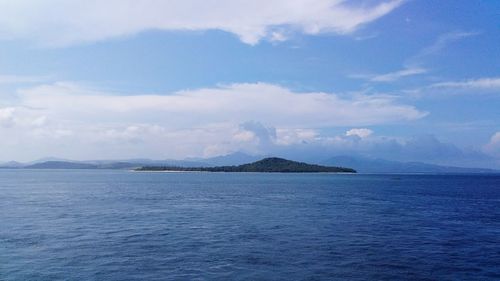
(0, 1), (499, 169)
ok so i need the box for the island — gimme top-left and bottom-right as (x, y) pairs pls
(135, 157), (356, 173)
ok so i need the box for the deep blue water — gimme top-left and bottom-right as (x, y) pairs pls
(0, 170), (499, 280)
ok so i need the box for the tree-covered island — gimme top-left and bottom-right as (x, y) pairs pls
(135, 157), (356, 173)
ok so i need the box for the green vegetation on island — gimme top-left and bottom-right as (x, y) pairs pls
(135, 157), (356, 173)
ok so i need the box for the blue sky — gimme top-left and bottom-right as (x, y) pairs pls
(0, 0), (499, 168)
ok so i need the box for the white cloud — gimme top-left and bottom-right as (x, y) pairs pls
(276, 128), (318, 145)
(18, 82), (426, 128)
(0, 106), (47, 128)
(369, 67), (427, 82)
(345, 128), (373, 138)
(0, 107), (16, 127)
(484, 132), (500, 157)
(233, 130), (257, 143)
(430, 77), (500, 90)
(0, 0), (404, 46)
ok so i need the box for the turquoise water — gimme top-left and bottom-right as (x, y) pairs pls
(1, 170), (499, 280)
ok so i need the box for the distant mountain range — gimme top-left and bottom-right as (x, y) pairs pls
(1, 153), (498, 174)
(0, 158), (210, 170)
(321, 155), (498, 174)
(26, 161), (99, 169)
(136, 157), (356, 173)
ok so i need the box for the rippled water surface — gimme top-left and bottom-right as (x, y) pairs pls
(1, 170), (499, 280)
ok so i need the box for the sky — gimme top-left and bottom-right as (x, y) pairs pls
(0, 0), (499, 168)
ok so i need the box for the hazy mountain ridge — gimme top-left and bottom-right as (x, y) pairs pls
(26, 161), (99, 169)
(1, 152), (498, 173)
(321, 155), (498, 174)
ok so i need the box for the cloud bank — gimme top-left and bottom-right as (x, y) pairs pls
(0, 0), (404, 46)
(0, 82), (426, 160)
(18, 82), (426, 128)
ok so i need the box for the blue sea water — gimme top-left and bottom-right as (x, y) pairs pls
(0, 170), (499, 281)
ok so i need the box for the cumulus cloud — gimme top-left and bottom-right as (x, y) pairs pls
(345, 128), (373, 138)
(0, 106), (47, 128)
(484, 132), (500, 157)
(276, 128), (318, 145)
(0, 0), (404, 46)
(238, 121), (276, 147)
(0, 108), (16, 128)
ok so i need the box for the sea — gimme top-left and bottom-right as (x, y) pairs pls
(0, 170), (499, 280)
